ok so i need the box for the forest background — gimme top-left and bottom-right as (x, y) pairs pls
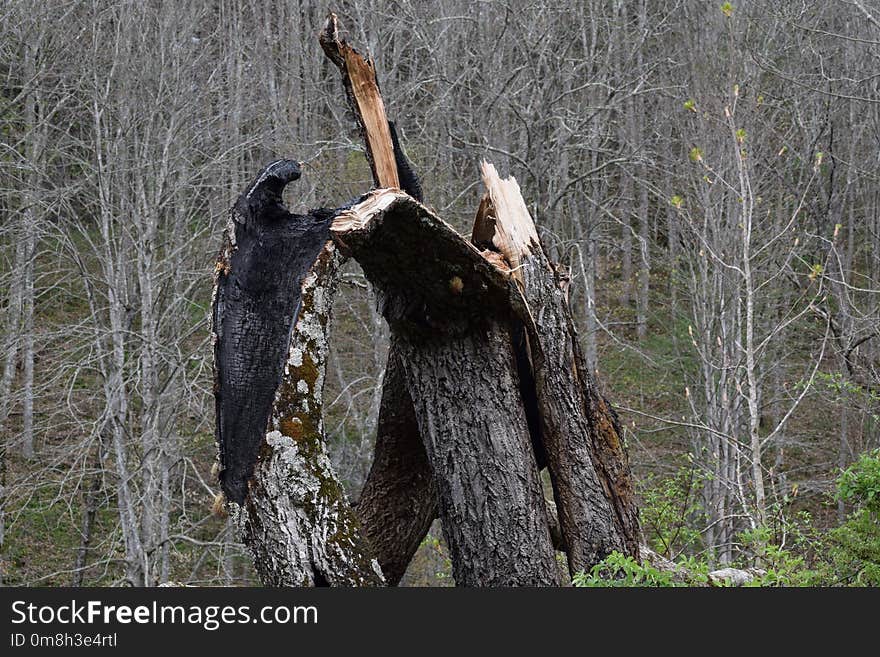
(1, 0), (878, 586)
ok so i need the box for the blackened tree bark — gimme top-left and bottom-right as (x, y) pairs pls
(232, 242), (384, 586)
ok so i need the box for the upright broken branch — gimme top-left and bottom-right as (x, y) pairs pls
(320, 13), (399, 190)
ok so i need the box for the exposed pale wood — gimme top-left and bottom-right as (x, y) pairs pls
(470, 192), (496, 250)
(320, 13), (399, 190)
(478, 161), (539, 271)
(331, 189), (407, 236)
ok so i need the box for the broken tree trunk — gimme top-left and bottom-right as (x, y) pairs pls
(215, 14), (435, 586)
(214, 13), (640, 587)
(332, 191), (562, 586)
(233, 242), (384, 586)
(474, 162), (641, 574)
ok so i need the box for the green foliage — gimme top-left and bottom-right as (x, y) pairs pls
(826, 509), (880, 585)
(814, 371), (878, 401)
(837, 449), (880, 511)
(582, 455), (880, 587)
(640, 461), (705, 558)
(573, 552), (677, 587)
(732, 455), (880, 586)
(689, 146), (703, 163)
(572, 551), (710, 587)
(721, 2), (734, 17)
(824, 450), (880, 585)
(676, 555), (711, 584)
(738, 526), (820, 586)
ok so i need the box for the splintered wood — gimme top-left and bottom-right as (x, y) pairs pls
(320, 13), (400, 190)
(477, 161), (540, 271)
(330, 189), (409, 237)
(471, 162), (640, 569)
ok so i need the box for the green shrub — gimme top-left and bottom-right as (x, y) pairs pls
(837, 449), (880, 512)
(639, 459), (706, 559)
(824, 450), (880, 585)
(573, 552), (677, 587)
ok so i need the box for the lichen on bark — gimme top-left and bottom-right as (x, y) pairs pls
(235, 243), (384, 586)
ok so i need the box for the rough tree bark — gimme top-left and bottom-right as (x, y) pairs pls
(229, 241), (383, 586)
(475, 162), (640, 572)
(331, 191), (562, 586)
(354, 341), (437, 586)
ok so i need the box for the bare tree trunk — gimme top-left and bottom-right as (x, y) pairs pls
(634, 0), (650, 341)
(21, 249), (34, 459)
(0, 215), (25, 585)
(0, 238), (25, 434)
(620, 173), (633, 309)
(73, 450), (103, 586)
(20, 38), (40, 460)
(838, 399), (849, 523)
(355, 341), (437, 586)
(584, 232), (599, 374)
(636, 175), (650, 341)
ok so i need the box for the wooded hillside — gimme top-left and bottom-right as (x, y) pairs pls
(1, 1), (878, 586)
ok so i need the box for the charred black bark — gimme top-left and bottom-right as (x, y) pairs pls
(388, 121), (423, 202)
(212, 160), (334, 505)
